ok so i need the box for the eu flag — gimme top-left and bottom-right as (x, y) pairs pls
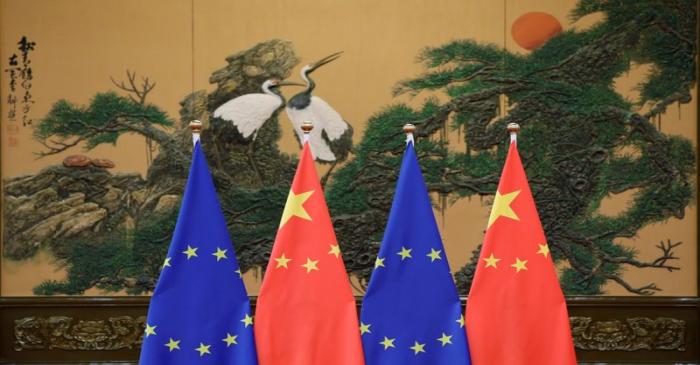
(360, 139), (471, 364)
(139, 141), (258, 365)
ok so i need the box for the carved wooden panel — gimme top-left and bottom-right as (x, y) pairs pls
(570, 316), (686, 351)
(1, 297), (698, 363)
(14, 315), (146, 352)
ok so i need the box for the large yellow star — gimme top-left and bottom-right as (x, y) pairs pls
(456, 314), (465, 328)
(182, 245), (198, 259)
(437, 332), (453, 347)
(241, 314), (254, 327)
(274, 253), (292, 269)
(301, 257), (319, 273)
(410, 341), (426, 355)
(144, 323), (157, 337)
(427, 248), (442, 262)
(397, 246), (413, 261)
(511, 257), (528, 273)
(537, 243), (550, 258)
(487, 190), (521, 228)
(212, 247), (228, 261)
(359, 322), (371, 335)
(483, 253), (500, 268)
(328, 244), (341, 258)
(195, 343), (211, 357)
(164, 338), (180, 352)
(279, 189), (314, 228)
(162, 257), (171, 269)
(222, 333), (238, 347)
(380, 336), (396, 350)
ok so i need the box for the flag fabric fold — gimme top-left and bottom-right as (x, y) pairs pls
(360, 141), (471, 364)
(139, 142), (258, 365)
(254, 142), (365, 365)
(465, 138), (576, 364)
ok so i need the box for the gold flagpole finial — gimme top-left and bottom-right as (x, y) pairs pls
(301, 121), (313, 145)
(403, 123), (416, 144)
(189, 120), (202, 145)
(301, 121), (314, 134)
(403, 123), (416, 134)
(507, 123), (520, 143)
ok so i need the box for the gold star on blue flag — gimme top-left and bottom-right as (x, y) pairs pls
(139, 141), (257, 364)
(360, 140), (471, 364)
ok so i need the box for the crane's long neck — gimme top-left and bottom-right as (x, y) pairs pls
(262, 84), (286, 107)
(302, 70), (316, 94)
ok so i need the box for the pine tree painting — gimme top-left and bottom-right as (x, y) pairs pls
(2, 0), (696, 295)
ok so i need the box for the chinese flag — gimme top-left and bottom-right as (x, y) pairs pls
(255, 142), (365, 365)
(465, 138), (577, 364)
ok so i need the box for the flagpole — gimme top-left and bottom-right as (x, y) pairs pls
(190, 119), (202, 145)
(507, 122), (519, 143)
(301, 121), (313, 144)
(403, 123), (415, 144)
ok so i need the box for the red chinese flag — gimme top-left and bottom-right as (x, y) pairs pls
(465, 138), (577, 364)
(255, 142), (365, 365)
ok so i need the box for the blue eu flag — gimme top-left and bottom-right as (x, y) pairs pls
(139, 141), (258, 364)
(360, 140), (471, 364)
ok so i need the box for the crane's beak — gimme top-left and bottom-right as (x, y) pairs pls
(277, 81), (305, 87)
(308, 51), (343, 71)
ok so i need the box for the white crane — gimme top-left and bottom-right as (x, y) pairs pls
(213, 78), (302, 139)
(286, 52), (352, 162)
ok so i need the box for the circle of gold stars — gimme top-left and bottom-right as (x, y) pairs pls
(410, 341), (426, 355)
(437, 332), (453, 347)
(222, 333), (238, 347)
(212, 247), (228, 261)
(164, 338), (180, 352)
(241, 314), (254, 327)
(182, 245), (198, 259)
(195, 342), (211, 357)
(427, 248), (442, 262)
(380, 336), (396, 350)
(397, 246), (412, 260)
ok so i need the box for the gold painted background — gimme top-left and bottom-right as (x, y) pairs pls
(1, 0), (696, 296)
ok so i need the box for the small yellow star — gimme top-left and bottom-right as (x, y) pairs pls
(241, 314), (254, 327)
(212, 247), (228, 261)
(437, 332), (453, 346)
(275, 253), (292, 269)
(162, 257), (171, 269)
(195, 342), (211, 357)
(487, 190), (521, 228)
(164, 338), (180, 352)
(397, 246), (412, 261)
(456, 314), (465, 328)
(511, 257), (528, 273)
(328, 244), (341, 258)
(427, 248), (442, 262)
(144, 323), (157, 337)
(222, 333), (238, 347)
(182, 245), (198, 259)
(375, 257), (385, 269)
(301, 257), (319, 273)
(537, 243), (550, 258)
(380, 336), (396, 350)
(410, 341), (426, 355)
(235, 269), (242, 278)
(483, 253), (500, 268)
(360, 322), (372, 335)
(279, 189), (314, 228)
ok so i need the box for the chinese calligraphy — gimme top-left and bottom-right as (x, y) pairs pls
(4, 36), (36, 129)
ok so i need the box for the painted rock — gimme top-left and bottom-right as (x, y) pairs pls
(62, 154), (92, 168)
(91, 158), (116, 168)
